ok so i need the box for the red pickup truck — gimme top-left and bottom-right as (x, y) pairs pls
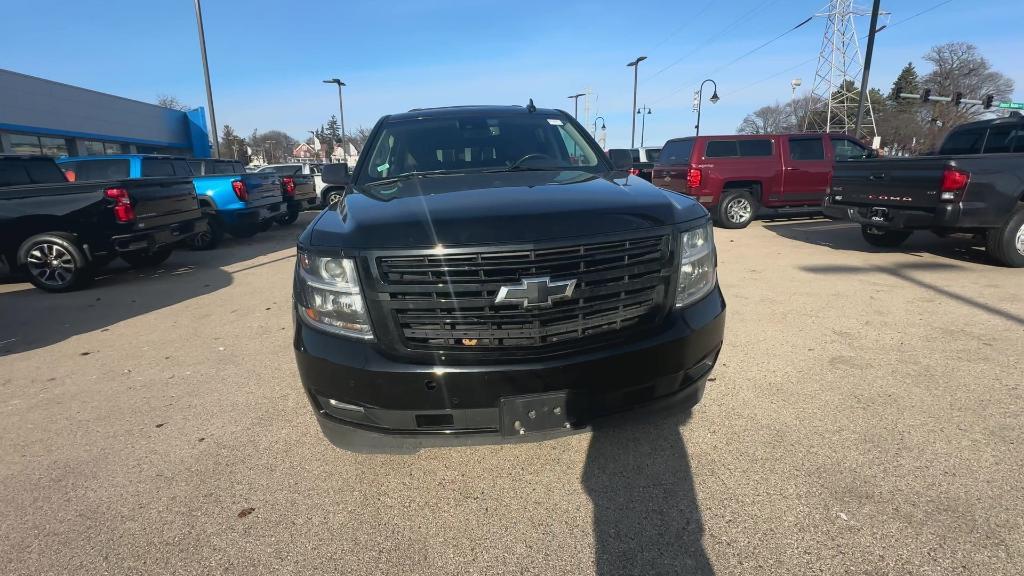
(652, 133), (872, 228)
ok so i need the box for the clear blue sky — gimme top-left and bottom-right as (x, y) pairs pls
(4, 0), (1020, 149)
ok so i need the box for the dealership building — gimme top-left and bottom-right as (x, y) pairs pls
(0, 68), (211, 159)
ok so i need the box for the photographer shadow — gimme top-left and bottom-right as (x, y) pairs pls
(583, 395), (713, 576)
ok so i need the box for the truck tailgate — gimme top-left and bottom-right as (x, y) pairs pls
(127, 177), (202, 229)
(241, 172), (282, 206)
(831, 158), (952, 209)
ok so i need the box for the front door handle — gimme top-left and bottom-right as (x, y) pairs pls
(869, 173), (887, 180)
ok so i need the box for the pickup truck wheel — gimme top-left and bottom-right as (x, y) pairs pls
(189, 218), (224, 251)
(277, 208), (299, 226)
(19, 233), (93, 292)
(121, 248), (173, 269)
(325, 190), (343, 207)
(716, 190), (756, 229)
(985, 206), (1024, 267)
(861, 226), (913, 247)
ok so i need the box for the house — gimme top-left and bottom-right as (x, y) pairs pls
(292, 142), (316, 160)
(330, 142), (360, 165)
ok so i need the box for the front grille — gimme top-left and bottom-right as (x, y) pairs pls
(374, 234), (673, 351)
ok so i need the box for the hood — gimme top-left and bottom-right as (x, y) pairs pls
(310, 170), (707, 248)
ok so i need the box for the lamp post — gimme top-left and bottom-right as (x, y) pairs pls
(308, 130), (320, 161)
(193, 0), (220, 158)
(790, 78), (802, 131)
(694, 79), (720, 137)
(627, 56), (647, 148)
(322, 78), (348, 163)
(592, 115), (607, 150)
(567, 93), (585, 118)
(637, 106), (652, 147)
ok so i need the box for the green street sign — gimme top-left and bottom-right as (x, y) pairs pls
(998, 101), (1024, 110)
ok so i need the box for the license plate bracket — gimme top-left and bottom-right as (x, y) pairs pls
(499, 392), (570, 436)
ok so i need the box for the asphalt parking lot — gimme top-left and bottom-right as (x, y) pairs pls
(1, 213), (1021, 576)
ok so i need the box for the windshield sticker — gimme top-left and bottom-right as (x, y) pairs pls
(376, 162), (390, 174)
(547, 118), (564, 126)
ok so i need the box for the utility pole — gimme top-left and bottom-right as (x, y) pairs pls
(853, 0), (881, 140)
(323, 79), (348, 163)
(193, 0), (220, 157)
(637, 106), (652, 147)
(567, 93), (585, 118)
(627, 56), (647, 148)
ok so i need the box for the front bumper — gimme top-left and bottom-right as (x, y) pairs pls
(110, 217), (208, 253)
(294, 286), (726, 452)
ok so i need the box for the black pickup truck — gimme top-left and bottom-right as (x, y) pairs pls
(292, 105), (725, 451)
(0, 155), (207, 291)
(824, 115), (1024, 267)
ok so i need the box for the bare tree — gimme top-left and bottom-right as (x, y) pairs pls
(921, 42), (1014, 144)
(155, 94), (191, 111)
(737, 102), (795, 134)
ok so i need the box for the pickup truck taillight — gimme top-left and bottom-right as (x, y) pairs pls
(687, 168), (702, 189)
(939, 167), (970, 201)
(282, 176), (296, 196)
(628, 168), (641, 176)
(104, 187), (135, 223)
(231, 179), (248, 201)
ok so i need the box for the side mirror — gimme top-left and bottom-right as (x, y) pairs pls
(607, 149), (634, 170)
(322, 163), (350, 185)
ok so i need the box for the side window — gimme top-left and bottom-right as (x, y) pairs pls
(981, 126), (1024, 154)
(68, 159), (130, 181)
(738, 139), (773, 157)
(142, 159), (175, 177)
(660, 140), (695, 165)
(939, 128), (986, 155)
(831, 139), (867, 161)
(705, 140), (739, 158)
(788, 137), (825, 161)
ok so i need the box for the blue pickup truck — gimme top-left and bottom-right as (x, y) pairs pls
(57, 155), (283, 249)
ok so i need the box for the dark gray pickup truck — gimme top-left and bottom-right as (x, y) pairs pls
(824, 115), (1024, 266)
(1, 155), (207, 291)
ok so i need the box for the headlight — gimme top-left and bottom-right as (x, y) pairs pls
(296, 252), (373, 339)
(675, 221), (717, 307)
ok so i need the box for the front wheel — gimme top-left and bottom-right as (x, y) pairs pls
(861, 226), (913, 247)
(277, 207), (299, 226)
(19, 233), (93, 292)
(715, 190), (756, 229)
(985, 205), (1024, 267)
(121, 248), (173, 269)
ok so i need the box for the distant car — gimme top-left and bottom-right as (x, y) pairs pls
(607, 147), (661, 182)
(825, 114), (1024, 266)
(1, 155), (206, 292)
(652, 133), (871, 228)
(255, 164), (321, 218)
(57, 155), (285, 250)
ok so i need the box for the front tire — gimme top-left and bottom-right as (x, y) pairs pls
(985, 204), (1024, 267)
(19, 233), (93, 292)
(189, 218), (224, 251)
(861, 225), (913, 247)
(121, 248), (173, 269)
(715, 190), (756, 229)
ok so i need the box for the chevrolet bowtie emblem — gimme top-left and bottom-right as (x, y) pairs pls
(494, 277), (577, 308)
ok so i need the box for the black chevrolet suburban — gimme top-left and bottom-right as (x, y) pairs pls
(292, 105), (726, 451)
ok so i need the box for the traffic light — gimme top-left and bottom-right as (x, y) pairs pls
(920, 89), (931, 102)
(953, 92), (963, 106)
(983, 95), (994, 109)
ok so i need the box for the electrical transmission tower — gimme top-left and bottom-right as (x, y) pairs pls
(804, 0), (879, 138)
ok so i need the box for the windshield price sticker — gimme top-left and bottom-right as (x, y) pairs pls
(547, 118), (564, 126)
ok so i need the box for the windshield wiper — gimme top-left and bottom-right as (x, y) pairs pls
(363, 170), (463, 187)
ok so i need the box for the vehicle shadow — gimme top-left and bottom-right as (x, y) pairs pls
(762, 218), (997, 266)
(0, 212), (316, 356)
(801, 261), (1024, 326)
(582, 400), (713, 576)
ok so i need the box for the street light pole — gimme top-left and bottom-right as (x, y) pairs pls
(193, 0), (220, 158)
(567, 93), (585, 118)
(627, 56), (647, 148)
(637, 106), (652, 147)
(592, 116), (607, 150)
(323, 79), (348, 163)
(694, 79), (720, 137)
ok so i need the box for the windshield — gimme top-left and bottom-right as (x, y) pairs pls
(358, 113), (603, 184)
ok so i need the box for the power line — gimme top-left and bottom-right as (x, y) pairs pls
(646, 1), (716, 54)
(888, 0), (953, 27)
(643, 0), (782, 84)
